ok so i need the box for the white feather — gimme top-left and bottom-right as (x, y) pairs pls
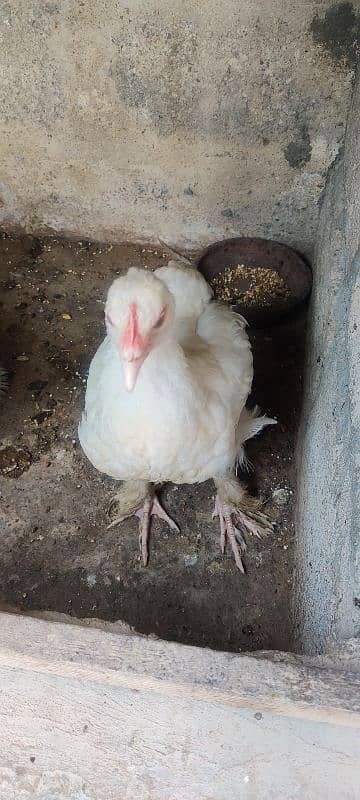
(236, 406), (277, 469)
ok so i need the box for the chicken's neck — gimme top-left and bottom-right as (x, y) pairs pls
(130, 332), (191, 396)
(143, 335), (187, 377)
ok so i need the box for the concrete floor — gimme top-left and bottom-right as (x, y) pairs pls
(0, 234), (305, 652)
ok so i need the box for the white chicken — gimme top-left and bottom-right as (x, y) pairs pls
(79, 261), (275, 571)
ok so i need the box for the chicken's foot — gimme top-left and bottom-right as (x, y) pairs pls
(213, 480), (273, 572)
(136, 495), (179, 565)
(107, 486), (179, 566)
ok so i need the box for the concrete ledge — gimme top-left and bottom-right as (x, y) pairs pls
(0, 612), (359, 798)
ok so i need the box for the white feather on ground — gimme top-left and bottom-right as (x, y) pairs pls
(79, 262), (276, 569)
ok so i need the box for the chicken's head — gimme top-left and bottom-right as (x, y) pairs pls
(105, 268), (175, 391)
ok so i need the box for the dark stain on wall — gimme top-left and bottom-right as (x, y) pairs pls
(108, 7), (355, 145)
(310, 2), (360, 70)
(284, 125), (312, 168)
(109, 20), (201, 138)
(108, 16), (261, 140)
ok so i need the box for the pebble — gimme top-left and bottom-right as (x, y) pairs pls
(183, 553), (198, 567)
(272, 487), (290, 505)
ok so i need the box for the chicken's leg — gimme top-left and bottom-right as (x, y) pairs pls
(213, 475), (273, 572)
(107, 481), (179, 565)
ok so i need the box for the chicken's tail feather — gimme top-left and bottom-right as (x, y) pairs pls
(236, 406), (277, 470)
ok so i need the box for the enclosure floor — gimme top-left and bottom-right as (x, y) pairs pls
(0, 234), (305, 652)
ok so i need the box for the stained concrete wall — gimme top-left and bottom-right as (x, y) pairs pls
(295, 70), (360, 654)
(0, 1), (358, 254)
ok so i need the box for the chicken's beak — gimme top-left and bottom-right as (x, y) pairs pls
(122, 355), (146, 392)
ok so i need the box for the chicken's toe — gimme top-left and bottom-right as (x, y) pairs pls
(213, 498), (246, 572)
(234, 506), (274, 539)
(137, 496), (152, 566)
(224, 512), (246, 573)
(107, 504), (140, 529)
(107, 489), (179, 565)
(136, 495), (179, 565)
(213, 492), (273, 572)
(151, 495), (180, 532)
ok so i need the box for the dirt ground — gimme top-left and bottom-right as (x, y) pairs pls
(0, 233), (306, 652)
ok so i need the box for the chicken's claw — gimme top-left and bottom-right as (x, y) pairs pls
(136, 495), (179, 566)
(213, 494), (273, 572)
(107, 492), (179, 566)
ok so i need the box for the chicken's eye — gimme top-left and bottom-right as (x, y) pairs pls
(153, 308), (166, 329)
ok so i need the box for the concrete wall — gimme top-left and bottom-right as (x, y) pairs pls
(0, 1), (357, 254)
(295, 70), (360, 655)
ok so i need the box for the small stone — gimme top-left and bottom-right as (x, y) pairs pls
(31, 410), (52, 426)
(27, 379), (48, 395)
(183, 553), (198, 567)
(62, 313), (72, 320)
(272, 487), (290, 505)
